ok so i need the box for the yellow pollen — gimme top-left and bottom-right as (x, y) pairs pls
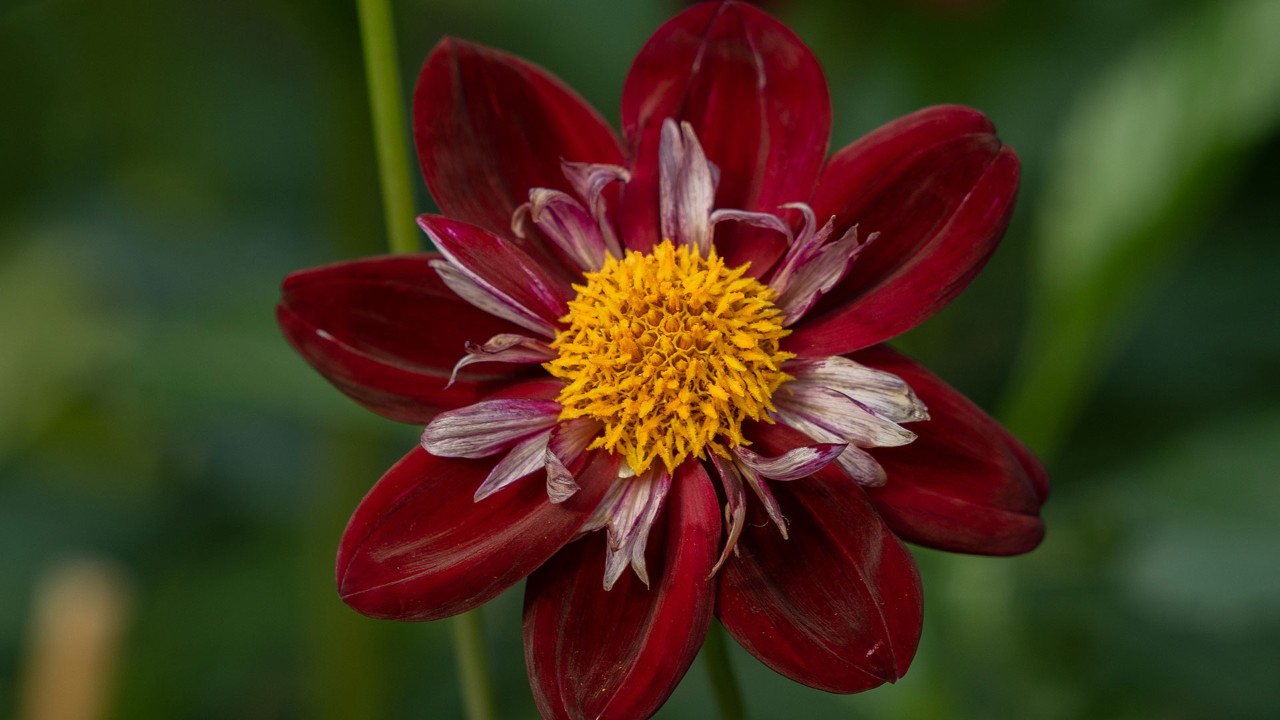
(545, 240), (793, 474)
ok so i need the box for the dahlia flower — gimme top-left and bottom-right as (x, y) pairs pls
(278, 2), (1048, 717)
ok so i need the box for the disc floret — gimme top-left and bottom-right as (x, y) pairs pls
(545, 240), (793, 473)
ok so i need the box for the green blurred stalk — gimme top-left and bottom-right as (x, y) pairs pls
(355, 2), (496, 719)
(703, 622), (746, 720)
(357, 0), (419, 254)
(452, 610), (497, 720)
(306, 432), (391, 720)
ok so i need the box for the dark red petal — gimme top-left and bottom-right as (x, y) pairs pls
(524, 461), (719, 720)
(414, 38), (625, 264)
(717, 455), (923, 693)
(620, 0), (830, 272)
(418, 215), (572, 327)
(278, 254), (537, 423)
(483, 377), (566, 402)
(856, 345), (1049, 555)
(786, 106), (1020, 356)
(337, 448), (619, 621)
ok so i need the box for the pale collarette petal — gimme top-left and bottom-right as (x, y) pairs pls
(430, 259), (557, 338)
(659, 119), (716, 254)
(732, 441), (846, 482)
(787, 356), (930, 423)
(708, 454), (748, 575)
(447, 333), (556, 387)
(421, 398), (561, 458)
(773, 227), (871, 326)
(772, 408), (889, 487)
(521, 188), (609, 271)
(474, 430), (553, 500)
(775, 384), (918, 448)
(542, 418), (603, 504)
(560, 160), (629, 258)
(596, 467), (673, 590)
(544, 448), (580, 504)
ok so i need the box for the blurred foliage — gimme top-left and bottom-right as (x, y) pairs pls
(1002, 0), (1280, 458)
(2, 0), (1278, 719)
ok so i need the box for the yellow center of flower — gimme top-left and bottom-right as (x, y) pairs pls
(545, 240), (793, 474)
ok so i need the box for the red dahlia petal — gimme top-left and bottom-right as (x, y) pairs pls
(414, 38), (625, 267)
(278, 254), (536, 423)
(524, 461), (719, 720)
(337, 448), (618, 621)
(856, 345), (1049, 555)
(482, 377), (566, 402)
(620, 0), (830, 272)
(717, 460), (923, 692)
(786, 105), (1020, 356)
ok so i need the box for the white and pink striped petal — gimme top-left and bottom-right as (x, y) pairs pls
(707, 455), (748, 574)
(659, 119), (716, 254)
(585, 466), (674, 590)
(732, 441), (846, 482)
(560, 160), (629, 258)
(421, 217), (568, 338)
(430, 259), (557, 338)
(474, 430), (553, 501)
(542, 418), (602, 504)
(770, 408), (890, 487)
(516, 189), (609, 271)
(712, 453), (788, 543)
(544, 449), (579, 504)
(447, 333), (556, 388)
(787, 356), (930, 424)
(764, 203), (829, 292)
(420, 398), (561, 458)
(773, 227), (870, 326)
(775, 384), (918, 448)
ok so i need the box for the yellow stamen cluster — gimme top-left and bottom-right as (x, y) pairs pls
(545, 240), (793, 474)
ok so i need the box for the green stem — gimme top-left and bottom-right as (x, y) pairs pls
(355, 3), (495, 719)
(356, 0), (419, 254)
(452, 610), (497, 720)
(703, 621), (746, 720)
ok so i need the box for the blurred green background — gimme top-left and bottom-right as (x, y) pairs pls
(3, 0), (1278, 718)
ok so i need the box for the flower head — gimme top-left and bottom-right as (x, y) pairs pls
(548, 237), (794, 474)
(278, 2), (1048, 718)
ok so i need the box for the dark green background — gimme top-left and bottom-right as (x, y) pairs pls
(3, 0), (1278, 717)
